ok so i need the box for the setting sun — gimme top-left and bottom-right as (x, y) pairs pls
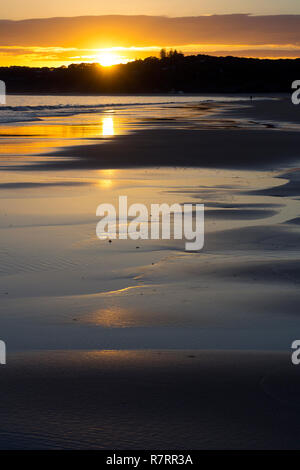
(96, 52), (123, 67)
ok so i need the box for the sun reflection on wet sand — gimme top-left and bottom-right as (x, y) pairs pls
(85, 306), (139, 327)
(0, 115), (119, 159)
(97, 169), (117, 188)
(102, 117), (114, 136)
(98, 179), (113, 188)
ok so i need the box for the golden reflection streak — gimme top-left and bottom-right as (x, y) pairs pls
(98, 179), (113, 188)
(86, 306), (136, 327)
(97, 169), (116, 189)
(105, 286), (144, 295)
(100, 169), (116, 177)
(89, 285), (151, 297)
(102, 117), (114, 136)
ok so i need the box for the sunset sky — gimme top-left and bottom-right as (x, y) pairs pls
(1, 1), (300, 67)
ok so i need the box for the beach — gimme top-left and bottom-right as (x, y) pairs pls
(1, 95), (300, 449)
(1, 350), (300, 450)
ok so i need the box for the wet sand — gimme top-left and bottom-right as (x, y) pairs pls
(21, 128), (300, 171)
(1, 96), (300, 449)
(1, 349), (300, 450)
(4, 98), (299, 171)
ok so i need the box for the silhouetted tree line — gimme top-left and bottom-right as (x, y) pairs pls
(1, 52), (300, 94)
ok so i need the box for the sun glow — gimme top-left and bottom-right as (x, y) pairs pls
(96, 52), (123, 67)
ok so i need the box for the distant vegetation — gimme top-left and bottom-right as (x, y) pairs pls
(1, 51), (300, 94)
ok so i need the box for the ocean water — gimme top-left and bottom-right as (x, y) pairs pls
(0, 94), (254, 123)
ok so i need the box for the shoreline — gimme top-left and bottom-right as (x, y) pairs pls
(13, 98), (300, 171)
